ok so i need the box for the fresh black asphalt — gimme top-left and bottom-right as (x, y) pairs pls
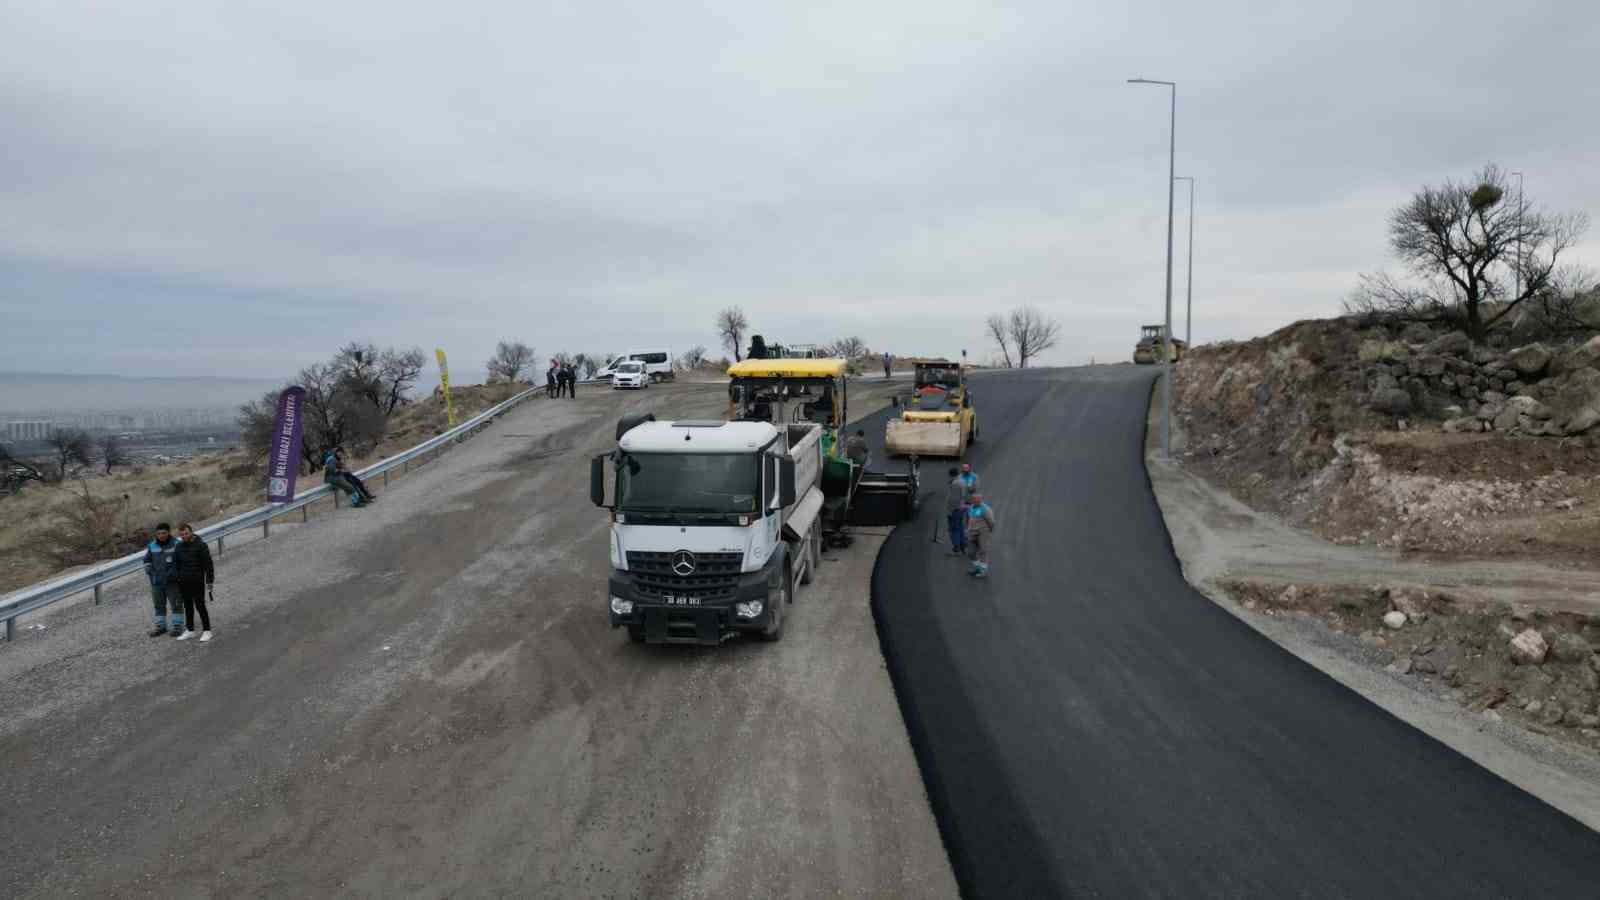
(867, 367), (1600, 898)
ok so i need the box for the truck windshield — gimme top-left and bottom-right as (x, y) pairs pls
(618, 453), (759, 514)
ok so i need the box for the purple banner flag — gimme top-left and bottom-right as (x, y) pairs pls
(266, 386), (306, 503)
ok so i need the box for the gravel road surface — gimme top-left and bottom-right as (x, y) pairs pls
(1, 379), (955, 898)
(874, 366), (1600, 898)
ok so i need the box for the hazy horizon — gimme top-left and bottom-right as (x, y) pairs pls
(3, 2), (1597, 377)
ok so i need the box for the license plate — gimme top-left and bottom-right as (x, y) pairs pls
(663, 594), (702, 606)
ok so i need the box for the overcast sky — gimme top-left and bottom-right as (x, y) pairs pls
(3, 0), (1598, 380)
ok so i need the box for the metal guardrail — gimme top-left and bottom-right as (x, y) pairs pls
(1, 385), (546, 641)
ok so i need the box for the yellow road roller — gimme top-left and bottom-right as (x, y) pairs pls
(884, 359), (978, 459)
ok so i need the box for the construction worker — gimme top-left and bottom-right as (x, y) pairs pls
(944, 467), (968, 556)
(966, 492), (996, 578)
(142, 522), (182, 636)
(882, 351), (893, 379)
(844, 429), (869, 468)
(959, 462), (979, 498)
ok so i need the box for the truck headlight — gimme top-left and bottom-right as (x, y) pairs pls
(735, 600), (764, 619)
(610, 596), (634, 615)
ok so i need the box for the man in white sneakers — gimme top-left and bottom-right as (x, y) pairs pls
(966, 493), (997, 579)
(172, 523), (216, 642)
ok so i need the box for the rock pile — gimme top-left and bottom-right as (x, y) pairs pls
(1365, 333), (1600, 436)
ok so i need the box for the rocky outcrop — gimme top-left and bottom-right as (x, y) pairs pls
(1362, 332), (1600, 437)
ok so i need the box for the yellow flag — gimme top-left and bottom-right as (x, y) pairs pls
(435, 348), (456, 426)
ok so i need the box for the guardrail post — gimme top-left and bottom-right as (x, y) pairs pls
(263, 518), (270, 539)
(217, 536), (225, 557)
(384, 470), (390, 488)
(334, 491), (340, 508)
(5, 617), (13, 642)
(94, 584), (102, 606)
(302, 504), (309, 523)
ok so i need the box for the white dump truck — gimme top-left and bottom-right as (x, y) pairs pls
(591, 414), (825, 645)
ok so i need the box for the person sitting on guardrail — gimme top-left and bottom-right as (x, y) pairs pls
(334, 447), (375, 503)
(323, 448), (368, 508)
(142, 522), (183, 637)
(172, 523), (215, 643)
(966, 493), (996, 579)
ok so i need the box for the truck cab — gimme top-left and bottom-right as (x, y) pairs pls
(593, 418), (823, 645)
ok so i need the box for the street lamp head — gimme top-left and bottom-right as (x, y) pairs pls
(1128, 78), (1175, 85)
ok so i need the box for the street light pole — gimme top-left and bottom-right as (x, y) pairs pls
(1129, 77), (1177, 460)
(1512, 170), (1524, 301)
(1175, 175), (1194, 347)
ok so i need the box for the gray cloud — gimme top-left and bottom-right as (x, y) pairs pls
(2, 0), (1597, 378)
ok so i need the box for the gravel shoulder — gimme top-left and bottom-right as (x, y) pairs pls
(1, 377), (953, 898)
(1146, 375), (1600, 831)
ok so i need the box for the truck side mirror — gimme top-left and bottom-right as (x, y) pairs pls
(779, 457), (797, 507)
(590, 455), (607, 507)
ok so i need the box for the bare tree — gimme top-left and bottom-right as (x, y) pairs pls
(47, 428), (94, 480)
(1523, 267), (1600, 336)
(97, 433), (130, 474)
(578, 354), (603, 380)
(1007, 306), (1062, 368)
(829, 336), (868, 360)
(236, 389), (281, 460)
(986, 314), (1015, 368)
(552, 351), (576, 369)
(486, 340), (536, 384)
(716, 307), (749, 362)
(332, 342), (384, 408)
(34, 481), (127, 568)
(297, 362), (385, 465)
(678, 345), (708, 369)
(1346, 163), (1590, 342)
(378, 347), (427, 412)
(1, 443), (48, 493)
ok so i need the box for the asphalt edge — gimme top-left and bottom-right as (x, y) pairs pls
(864, 440), (1065, 896)
(1142, 369), (1600, 837)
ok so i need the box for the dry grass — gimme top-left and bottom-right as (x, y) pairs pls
(0, 381), (526, 596)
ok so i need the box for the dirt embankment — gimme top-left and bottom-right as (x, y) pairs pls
(1162, 314), (1600, 754)
(1173, 317), (1600, 561)
(0, 382), (527, 595)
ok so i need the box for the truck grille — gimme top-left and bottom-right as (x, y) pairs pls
(626, 551), (744, 601)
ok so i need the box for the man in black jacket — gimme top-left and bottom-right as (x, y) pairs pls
(173, 523), (216, 643)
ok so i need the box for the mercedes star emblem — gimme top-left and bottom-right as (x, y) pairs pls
(671, 550), (696, 576)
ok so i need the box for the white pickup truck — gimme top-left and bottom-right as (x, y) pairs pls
(592, 415), (824, 645)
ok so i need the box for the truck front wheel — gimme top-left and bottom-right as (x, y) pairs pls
(627, 624), (646, 643)
(758, 570), (788, 642)
(800, 530), (818, 585)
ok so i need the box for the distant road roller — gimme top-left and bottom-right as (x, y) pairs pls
(1133, 324), (1187, 364)
(884, 359), (978, 459)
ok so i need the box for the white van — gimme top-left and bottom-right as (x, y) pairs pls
(598, 349), (674, 383)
